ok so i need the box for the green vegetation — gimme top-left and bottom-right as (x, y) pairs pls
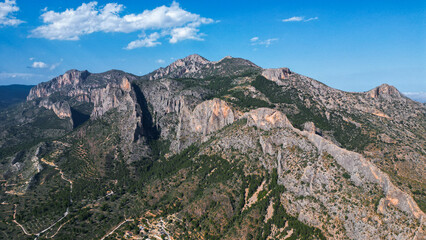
(343, 172), (351, 179)
(412, 189), (426, 212)
(251, 75), (296, 104)
(228, 91), (272, 110)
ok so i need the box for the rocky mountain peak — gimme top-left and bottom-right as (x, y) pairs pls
(169, 54), (210, 68)
(54, 69), (89, 86)
(145, 54), (261, 80)
(214, 56), (260, 68)
(146, 54), (211, 80)
(180, 54), (210, 64)
(367, 83), (402, 99)
(27, 69), (90, 100)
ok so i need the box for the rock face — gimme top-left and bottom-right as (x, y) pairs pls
(90, 78), (132, 119)
(261, 68), (292, 84)
(39, 99), (72, 119)
(190, 98), (235, 135)
(244, 108), (292, 130)
(28, 70), (138, 120)
(175, 98), (236, 151)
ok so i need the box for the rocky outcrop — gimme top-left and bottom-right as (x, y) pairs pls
(261, 68), (292, 85)
(244, 108), (292, 130)
(27, 69), (137, 121)
(39, 99), (72, 119)
(303, 121), (322, 136)
(366, 84), (402, 99)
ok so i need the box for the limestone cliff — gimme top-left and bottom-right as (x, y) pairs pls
(261, 68), (292, 85)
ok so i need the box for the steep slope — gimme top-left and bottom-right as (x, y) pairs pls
(254, 69), (426, 211)
(0, 54), (424, 240)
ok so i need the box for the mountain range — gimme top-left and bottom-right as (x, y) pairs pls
(0, 54), (424, 239)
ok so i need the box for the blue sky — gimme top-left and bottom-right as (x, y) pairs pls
(0, 0), (425, 97)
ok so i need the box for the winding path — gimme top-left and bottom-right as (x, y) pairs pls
(100, 218), (133, 240)
(12, 158), (73, 238)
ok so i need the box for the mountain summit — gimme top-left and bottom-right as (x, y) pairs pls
(180, 53), (210, 64)
(0, 54), (424, 239)
(145, 54), (260, 80)
(367, 83), (402, 99)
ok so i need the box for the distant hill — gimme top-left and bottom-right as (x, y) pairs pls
(0, 84), (34, 110)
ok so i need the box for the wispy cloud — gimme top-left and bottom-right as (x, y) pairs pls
(304, 17), (318, 22)
(49, 59), (62, 70)
(282, 16), (304, 22)
(403, 92), (426, 103)
(30, 1), (215, 49)
(156, 59), (165, 64)
(0, 72), (46, 85)
(250, 37), (259, 42)
(0, 72), (42, 79)
(250, 37), (278, 47)
(282, 16), (318, 22)
(0, 0), (24, 27)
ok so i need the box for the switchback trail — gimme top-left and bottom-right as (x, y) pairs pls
(12, 158), (73, 238)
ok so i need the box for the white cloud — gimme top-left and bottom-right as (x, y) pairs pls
(28, 59), (62, 70)
(403, 92), (426, 103)
(282, 16), (304, 22)
(156, 59), (165, 64)
(0, 0), (24, 27)
(30, 1), (215, 49)
(282, 16), (318, 22)
(250, 37), (259, 42)
(32, 61), (48, 68)
(125, 32), (161, 49)
(169, 26), (203, 43)
(251, 37), (278, 47)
